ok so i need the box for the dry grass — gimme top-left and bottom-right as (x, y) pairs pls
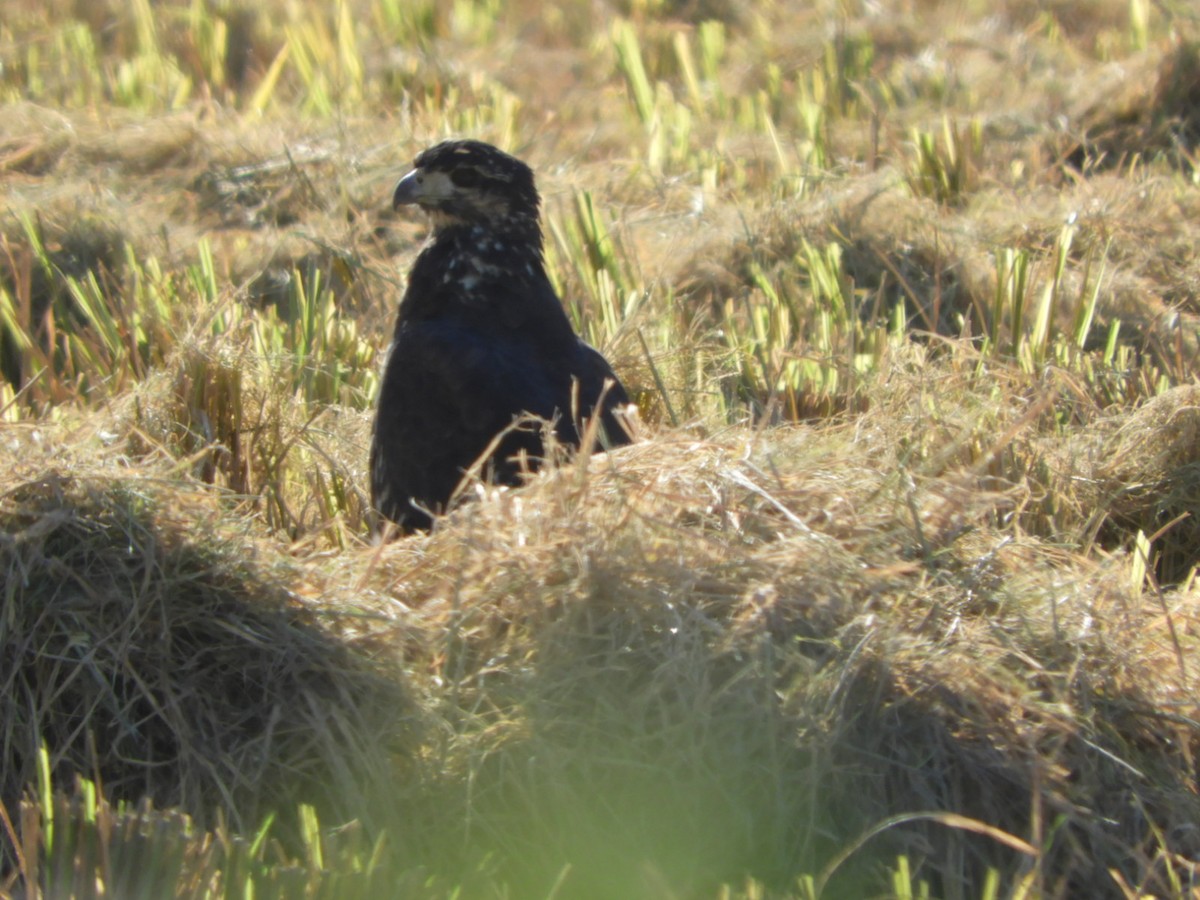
(2, 0), (1200, 897)
(0, 462), (413, 836)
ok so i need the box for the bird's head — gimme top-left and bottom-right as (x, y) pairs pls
(392, 140), (541, 235)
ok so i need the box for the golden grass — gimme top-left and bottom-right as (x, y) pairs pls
(2, 0), (1200, 896)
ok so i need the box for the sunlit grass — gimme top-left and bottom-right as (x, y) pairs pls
(2, 0), (1199, 897)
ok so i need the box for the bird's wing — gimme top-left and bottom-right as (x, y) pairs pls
(564, 339), (633, 447)
(573, 339), (630, 405)
(383, 319), (564, 438)
(371, 319), (564, 518)
(481, 267), (632, 437)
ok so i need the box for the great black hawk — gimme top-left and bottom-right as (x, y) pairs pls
(371, 139), (632, 532)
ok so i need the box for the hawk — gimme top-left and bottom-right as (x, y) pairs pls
(371, 140), (632, 532)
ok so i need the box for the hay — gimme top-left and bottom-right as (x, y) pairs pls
(0, 470), (412, 848)
(3, 0), (1200, 895)
(1039, 385), (1200, 584)
(1064, 40), (1200, 174)
(1, 386), (1198, 896)
(325, 423), (1200, 896)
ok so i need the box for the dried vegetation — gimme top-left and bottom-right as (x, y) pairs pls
(2, 0), (1200, 897)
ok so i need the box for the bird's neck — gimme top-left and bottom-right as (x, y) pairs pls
(395, 217), (562, 331)
(433, 215), (544, 256)
(428, 221), (548, 281)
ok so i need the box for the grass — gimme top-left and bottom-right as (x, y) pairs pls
(2, 0), (1200, 897)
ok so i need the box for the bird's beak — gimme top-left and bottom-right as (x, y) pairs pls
(392, 169), (422, 210)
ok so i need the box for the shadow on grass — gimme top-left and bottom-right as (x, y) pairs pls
(0, 473), (415, 861)
(417, 553), (1200, 899)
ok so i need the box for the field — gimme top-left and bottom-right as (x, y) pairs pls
(2, 0), (1200, 897)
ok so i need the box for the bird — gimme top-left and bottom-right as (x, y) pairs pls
(370, 139), (633, 533)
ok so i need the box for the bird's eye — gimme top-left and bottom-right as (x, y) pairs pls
(451, 168), (482, 188)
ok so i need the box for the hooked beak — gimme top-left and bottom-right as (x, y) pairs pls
(392, 168), (422, 210)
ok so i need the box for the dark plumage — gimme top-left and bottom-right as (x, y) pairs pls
(371, 140), (632, 532)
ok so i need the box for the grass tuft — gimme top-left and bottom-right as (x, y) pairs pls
(0, 474), (410, 850)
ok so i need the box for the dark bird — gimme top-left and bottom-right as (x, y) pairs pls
(371, 140), (633, 532)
